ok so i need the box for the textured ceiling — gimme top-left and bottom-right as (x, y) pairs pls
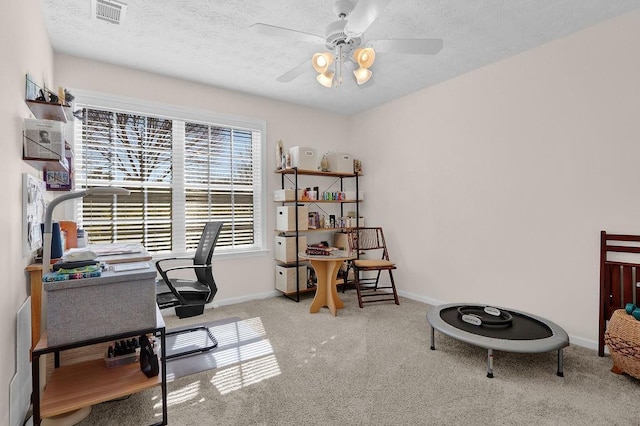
(40, 0), (640, 115)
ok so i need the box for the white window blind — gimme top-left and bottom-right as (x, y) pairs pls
(73, 98), (264, 255)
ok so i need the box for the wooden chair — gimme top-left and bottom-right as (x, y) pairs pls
(599, 231), (640, 356)
(346, 227), (400, 308)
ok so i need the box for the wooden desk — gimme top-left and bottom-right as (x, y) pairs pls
(31, 308), (167, 425)
(299, 251), (355, 316)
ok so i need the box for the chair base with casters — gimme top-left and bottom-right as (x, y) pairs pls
(156, 221), (223, 359)
(346, 227), (400, 308)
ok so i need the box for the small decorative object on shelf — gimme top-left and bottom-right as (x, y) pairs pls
(320, 153), (330, 172)
(276, 139), (284, 170)
(354, 159), (362, 175)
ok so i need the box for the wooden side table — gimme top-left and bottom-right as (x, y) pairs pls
(299, 251), (355, 316)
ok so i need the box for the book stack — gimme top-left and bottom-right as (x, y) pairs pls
(305, 245), (336, 256)
(42, 263), (102, 282)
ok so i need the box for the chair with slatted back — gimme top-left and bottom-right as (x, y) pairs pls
(345, 227), (400, 308)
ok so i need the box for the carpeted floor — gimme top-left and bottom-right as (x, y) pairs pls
(74, 293), (640, 425)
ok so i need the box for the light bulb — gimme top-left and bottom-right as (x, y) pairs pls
(353, 67), (372, 85)
(317, 71), (334, 88)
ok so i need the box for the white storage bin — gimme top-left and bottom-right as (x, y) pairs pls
(275, 264), (307, 293)
(326, 152), (354, 174)
(274, 189), (303, 201)
(289, 146), (318, 171)
(344, 191), (364, 201)
(276, 206), (309, 232)
(274, 235), (307, 263)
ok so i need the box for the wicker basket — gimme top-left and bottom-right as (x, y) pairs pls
(604, 309), (640, 379)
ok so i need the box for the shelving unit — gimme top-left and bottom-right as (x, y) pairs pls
(275, 167), (361, 302)
(23, 76), (73, 172)
(31, 308), (167, 425)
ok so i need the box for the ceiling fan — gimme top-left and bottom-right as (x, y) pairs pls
(249, 0), (443, 88)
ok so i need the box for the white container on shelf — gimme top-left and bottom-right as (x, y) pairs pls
(274, 235), (307, 263)
(275, 264), (307, 293)
(344, 191), (364, 201)
(326, 152), (354, 174)
(289, 146), (318, 171)
(274, 189), (303, 201)
(276, 206), (309, 232)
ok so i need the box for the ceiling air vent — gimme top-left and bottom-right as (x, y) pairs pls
(91, 0), (127, 25)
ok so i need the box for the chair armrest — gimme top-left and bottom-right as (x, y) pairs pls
(159, 264), (211, 273)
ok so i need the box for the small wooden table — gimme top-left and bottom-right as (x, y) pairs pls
(299, 251), (355, 316)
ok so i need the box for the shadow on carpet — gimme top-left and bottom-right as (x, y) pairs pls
(164, 316), (271, 381)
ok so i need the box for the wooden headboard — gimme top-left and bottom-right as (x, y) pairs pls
(599, 231), (640, 356)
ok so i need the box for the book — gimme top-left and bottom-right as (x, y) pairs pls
(42, 264), (103, 282)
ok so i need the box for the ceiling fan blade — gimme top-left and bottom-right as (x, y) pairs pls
(277, 60), (312, 83)
(249, 23), (325, 44)
(369, 39), (444, 55)
(344, 0), (392, 37)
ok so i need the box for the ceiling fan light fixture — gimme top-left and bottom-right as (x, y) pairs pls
(353, 67), (372, 85)
(317, 71), (335, 88)
(312, 52), (334, 73)
(353, 47), (375, 69)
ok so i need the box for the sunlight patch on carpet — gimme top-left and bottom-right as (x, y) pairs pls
(165, 316), (281, 397)
(211, 354), (281, 395)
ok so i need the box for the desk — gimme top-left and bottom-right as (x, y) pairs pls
(299, 251), (355, 316)
(31, 307), (167, 425)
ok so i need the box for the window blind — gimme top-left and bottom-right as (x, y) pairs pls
(74, 101), (264, 255)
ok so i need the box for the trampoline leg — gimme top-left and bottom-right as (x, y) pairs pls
(487, 349), (494, 378)
(557, 348), (564, 377)
(430, 326), (435, 350)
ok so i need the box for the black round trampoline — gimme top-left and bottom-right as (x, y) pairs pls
(427, 303), (569, 378)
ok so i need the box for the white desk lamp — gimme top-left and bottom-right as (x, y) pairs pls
(42, 187), (130, 273)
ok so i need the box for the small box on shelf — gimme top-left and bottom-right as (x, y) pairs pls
(326, 152), (354, 174)
(275, 235), (307, 263)
(289, 146), (318, 171)
(274, 189), (303, 201)
(275, 264), (307, 293)
(276, 206), (309, 232)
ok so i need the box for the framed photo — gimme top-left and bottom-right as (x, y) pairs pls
(44, 155), (73, 191)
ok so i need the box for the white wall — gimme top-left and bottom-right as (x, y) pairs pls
(350, 10), (640, 348)
(54, 54), (351, 303)
(1, 0), (56, 423)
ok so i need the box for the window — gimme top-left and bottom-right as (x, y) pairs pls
(73, 93), (265, 256)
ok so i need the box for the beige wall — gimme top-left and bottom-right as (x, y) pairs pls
(4, 2), (640, 421)
(350, 10), (640, 348)
(54, 54), (351, 303)
(1, 0), (56, 423)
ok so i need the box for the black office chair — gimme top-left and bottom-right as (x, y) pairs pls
(156, 221), (223, 359)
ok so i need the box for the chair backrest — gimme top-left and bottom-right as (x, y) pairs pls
(193, 222), (224, 284)
(347, 227), (391, 261)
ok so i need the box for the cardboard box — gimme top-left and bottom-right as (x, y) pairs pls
(275, 264), (307, 293)
(276, 206), (309, 232)
(326, 152), (354, 174)
(274, 235), (307, 263)
(44, 266), (157, 346)
(274, 189), (303, 201)
(289, 146), (318, 171)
